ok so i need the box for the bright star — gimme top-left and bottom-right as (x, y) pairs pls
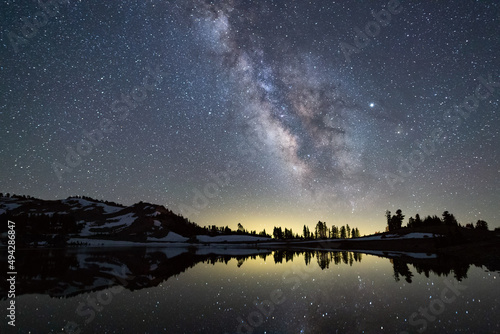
(369, 103), (374, 108)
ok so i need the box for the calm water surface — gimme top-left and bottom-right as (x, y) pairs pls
(1, 248), (498, 333)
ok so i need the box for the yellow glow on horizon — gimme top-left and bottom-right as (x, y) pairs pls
(195, 208), (378, 237)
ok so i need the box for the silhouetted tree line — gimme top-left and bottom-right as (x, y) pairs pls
(386, 209), (405, 231)
(0, 212), (80, 247)
(271, 222), (360, 240)
(154, 211), (208, 237)
(0, 193), (127, 209)
(306, 221), (360, 239)
(386, 209), (489, 231)
(201, 223), (271, 238)
(67, 195), (126, 208)
(465, 220), (488, 230)
(272, 226), (299, 239)
(1, 193), (33, 199)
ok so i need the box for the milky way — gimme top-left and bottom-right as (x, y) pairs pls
(190, 1), (377, 208)
(1, 0), (499, 232)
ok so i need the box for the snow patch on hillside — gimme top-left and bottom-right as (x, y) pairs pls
(196, 235), (271, 243)
(77, 213), (136, 236)
(96, 203), (123, 214)
(62, 198), (123, 214)
(102, 212), (137, 230)
(63, 198), (97, 208)
(350, 233), (441, 241)
(1, 202), (21, 210)
(396, 233), (442, 239)
(67, 238), (190, 247)
(69, 238), (149, 247)
(148, 232), (188, 242)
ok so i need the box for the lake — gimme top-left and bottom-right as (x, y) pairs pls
(1, 247), (499, 333)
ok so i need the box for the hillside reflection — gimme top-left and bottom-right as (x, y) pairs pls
(1, 247), (497, 299)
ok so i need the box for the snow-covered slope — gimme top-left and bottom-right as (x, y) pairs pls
(196, 235), (271, 243)
(0, 195), (273, 246)
(148, 232), (189, 242)
(0, 195), (200, 243)
(350, 232), (442, 241)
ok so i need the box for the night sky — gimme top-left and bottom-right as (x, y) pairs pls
(1, 0), (499, 233)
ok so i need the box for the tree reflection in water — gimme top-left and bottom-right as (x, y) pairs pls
(0, 247), (493, 300)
